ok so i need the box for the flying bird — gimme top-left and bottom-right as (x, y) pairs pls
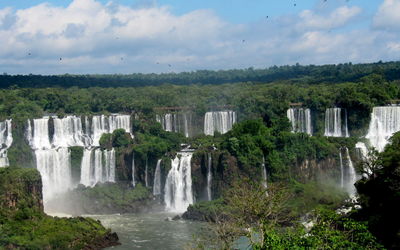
(59, 57), (62, 61)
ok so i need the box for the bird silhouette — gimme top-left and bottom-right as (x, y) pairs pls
(59, 57), (62, 61)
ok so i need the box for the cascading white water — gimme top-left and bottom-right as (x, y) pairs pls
(156, 113), (190, 137)
(287, 108), (312, 135)
(0, 119), (13, 167)
(90, 114), (131, 146)
(80, 148), (115, 187)
(164, 152), (194, 213)
(132, 153), (136, 187)
(339, 151), (344, 188)
(183, 113), (189, 138)
(35, 148), (72, 201)
(27, 118), (73, 204)
(339, 147), (357, 197)
(366, 106), (400, 152)
(206, 153), (212, 201)
(261, 156), (267, 189)
(30, 117), (52, 149)
(204, 111), (236, 136)
(324, 108), (349, 137)
(345, 147), (357, 197)
(145, 159), (149, 187)
(153, 159), (162, 196)
(355, 142), (368, 160)
(26, 115), (130, 201)
(52, 116), (88, 147)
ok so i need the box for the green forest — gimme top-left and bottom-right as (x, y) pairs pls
(1, 61), (400, 249)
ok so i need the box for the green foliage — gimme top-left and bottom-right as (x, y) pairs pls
(253, 209), (383, 249)
(7, 120), (35, 168)
(112, 129), (131, 147)
(355, 132), (400, 248)
(99, 133), (113, 149)
(0, 215), (115, 249)
(1, 61), (400, 88)
(70, 146), (84, 184)
(0, 167), (118, 249)
(133, 120), (182, 160)
(66, 182), (152, 211)
(288, 181), (348, 216)
(99, 129), (133, 149)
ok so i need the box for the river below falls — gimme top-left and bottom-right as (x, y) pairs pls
(87, 212), (207, 249)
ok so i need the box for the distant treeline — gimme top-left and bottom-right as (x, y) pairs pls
(1, 61), (400, 88)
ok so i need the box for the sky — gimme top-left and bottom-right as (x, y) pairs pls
(0, 0), (399, 74)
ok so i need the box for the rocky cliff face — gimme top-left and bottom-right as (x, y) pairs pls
(191, 150), (240, 201)
(295, 157), (338, 182)
(0, 167), (43, 215)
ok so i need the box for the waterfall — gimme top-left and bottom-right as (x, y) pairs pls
(0, 119), (13, 167)
(261, 156), (267, 189)
(156, 113), (190, 137)
(324, 108), (349, 137)
(183, 113), (189, 138)
(206, 153), (212, 201)
(204, 111), (236, 136)
(164, 152), (194, 213)
(153, 159), (162, 196)
(26, 114), (130, 205)
(339, 147), (357, 197)
(145, 159), (149, 188)
(90, 114), (131, 146)
(157, 113), (175, 132)
(52, 116), (88, 147)
(80, 148), (116, 187)
(366, 106), (400, 152)
(355, 142), (368, 160)
(345, 147), (357, 197)
(132, 153), (136, 187)
(339, 150), (344, 188)
(30, 117), (52, 149)
(287, 108), (312, 135)
(35, 148), (72, 201)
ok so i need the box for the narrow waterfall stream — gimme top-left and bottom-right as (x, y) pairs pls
(339, 147), (357, 197)
(261, 156), (267, 189)
(132, 153), (136, 187)
(153, 159), (162, 196)
(206, 153), (212, 201)
(0, 119), (13, 167)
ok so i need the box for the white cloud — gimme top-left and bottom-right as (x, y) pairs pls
(299, 6), (361, 30)
(373, 0), (400, 30)
(0, 0), (399, 74)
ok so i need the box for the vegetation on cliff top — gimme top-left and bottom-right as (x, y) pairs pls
(0, 167), (119, 249)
